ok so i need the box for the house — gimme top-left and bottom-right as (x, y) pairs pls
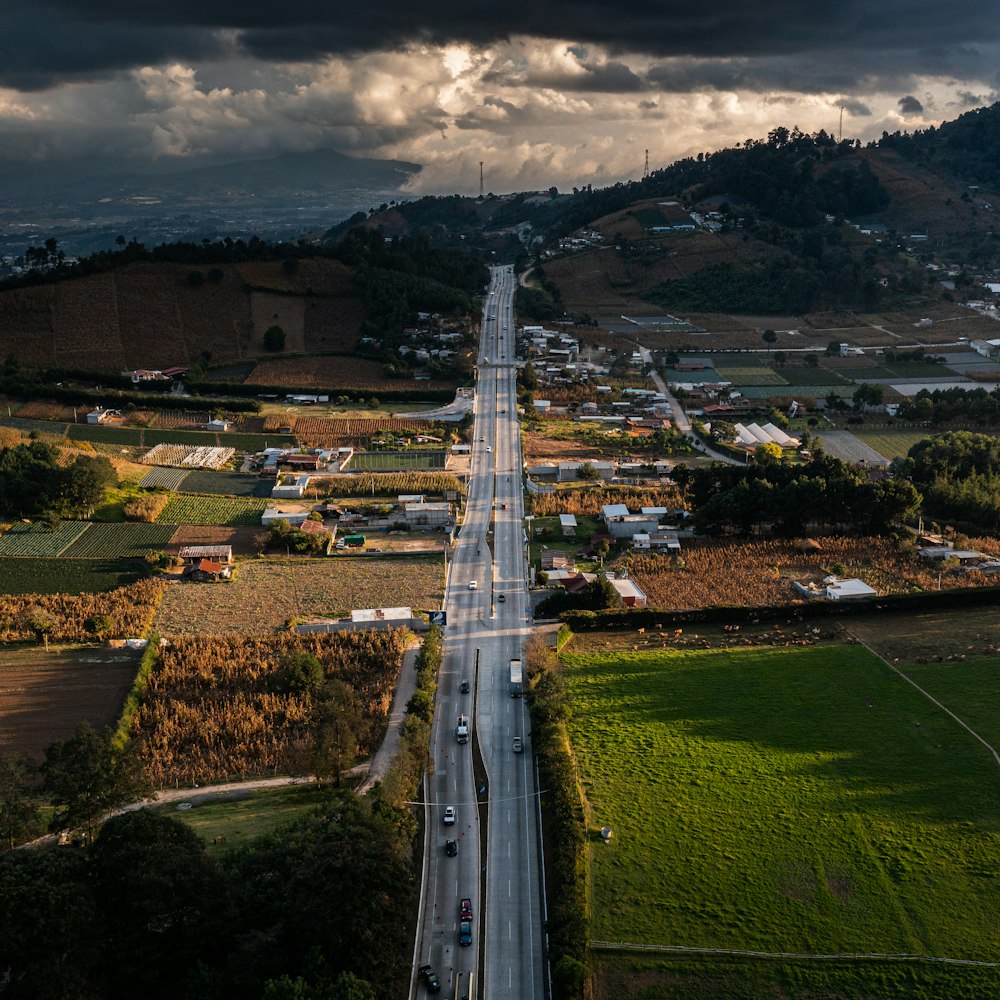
(281, 453), (323, 471)
(608, 578), (647, 608)
(918, 546), (985, 563)
(86, 408), (115, 424)
(559, 514), (577, 536)
(262, 506), (311, 527)
(177, 545), (234, 566)
(299, 518), (333, 541)
(272, 475), (311, 499)
(404, 502), (452, 528)
(558, 461), (614, 482)
(206, 418), (232, 432)
(606, 513), (659, 539)
(825, 578), (876, 601)
(633, 530), (681, 551)
(540, 550), (572, 571)
(184, 559), (232, 581)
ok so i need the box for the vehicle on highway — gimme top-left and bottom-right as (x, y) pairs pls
(468, 580), (477, 590)
(497, 593), (506, 602)
(456, 715), (470, 743)
(461, 897), (473, 921)
(459, 920), (473, 947)
(418, 964), (441, 993)
(486, 446), (492, 453)
(460, 679), (471, 693)
(513, 736), (524, 753)
(443, 806), (456, 825)
(445, 839), (458, 857)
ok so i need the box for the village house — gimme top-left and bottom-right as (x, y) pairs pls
(177, 545), (234, 567)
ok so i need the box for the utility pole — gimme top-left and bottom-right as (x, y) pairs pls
(479, 161), (484, 198)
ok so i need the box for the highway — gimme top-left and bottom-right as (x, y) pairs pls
(412, 265), (546, 1000)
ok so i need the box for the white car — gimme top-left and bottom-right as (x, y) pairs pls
(486, 446), (492, 453)
(443, 806), (456, 825)
(469, 580), (477, 590)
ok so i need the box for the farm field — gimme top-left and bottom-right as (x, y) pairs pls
(153, 556), (444, 635)
(245, 354), (459, 392)
(852, 429), (933, 460)
(530, 486), (684, 517)
(306, 471), (463, 499)
(139, 466), (190, 490)
(179, 470), (274, 497)
(0, 520), (91, 557)
(713, 366), (789, 386)
(346, 450), (447, 470)
(0, 557), (149, 594)
(60, 522), (177, 559)
(565, 644), (1000, 992)
(623, 536), (1000, 611)
(156, 494), (270, 526)
(166, 524), (270, 556)
(812, 430), (890, 466)
(0, 644), (141, 759)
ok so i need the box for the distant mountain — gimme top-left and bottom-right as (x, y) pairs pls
(0, 148), (421, 205)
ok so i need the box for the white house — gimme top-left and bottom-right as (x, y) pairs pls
(825, 579), (877, 600)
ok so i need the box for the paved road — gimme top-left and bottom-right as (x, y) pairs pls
(412, 267), (545, 999)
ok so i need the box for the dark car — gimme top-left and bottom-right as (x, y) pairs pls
(460, 679), (471, 693)
(445, 839), (458, 857)
(418, 964), (441, 992)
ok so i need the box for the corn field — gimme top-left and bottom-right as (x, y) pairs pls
(531, 486), (684, 517)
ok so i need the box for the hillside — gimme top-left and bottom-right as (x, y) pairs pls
(0, 258), (365, 371)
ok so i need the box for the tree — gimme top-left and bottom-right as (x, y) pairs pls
(577, 461), (599, 481)
(41, 722), (150, 840)
(756, 441), (784, 463)
(762, 328), (777, 344)
(83, 614), (114, 640)
(264, 325), (286, 351)
(20, 605), (56, 649)
(312, 681), (363, 787)
(773, 351), (787, 367)
(0, 754), (41, 851)
(281, 651), (325, 697)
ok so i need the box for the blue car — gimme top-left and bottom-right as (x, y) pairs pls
(459, 920), (473, 947)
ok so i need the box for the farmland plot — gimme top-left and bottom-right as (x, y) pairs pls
(61, 522), (177, 559)
(0, 520), (91, 557)
(140, 466), (191, 490)
(156, 494), (269, 526)
(813, 430), (890, 466)
(347, 450), (448, 470)
(167, 524), (270, 557)
(180, 470), (274, 497)
(0, 644), (141, 759)
(153, 557), (444, 635)
(0, 557), (148, 594)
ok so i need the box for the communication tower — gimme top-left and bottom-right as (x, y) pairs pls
(479, 162), (484, 198)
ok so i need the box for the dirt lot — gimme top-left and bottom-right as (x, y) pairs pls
(0, 644), (140, 759)
(167, 525), (270, 557)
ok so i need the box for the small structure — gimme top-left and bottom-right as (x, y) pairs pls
(262, 506), (310, 527)
(608, 578), (647, 608)
(825, 578), (876, 601)
(404, 502), (452, 529)
(540, 550), (572, 571)
(272, 475), (311, 499)
(559, 514), (577, 536)
(918, 546), (985, 563)
(86, 408), (115, 425)
(185, 559), (232, 582)
(206, 418), (232, 432)
(177, 544), (234, 566)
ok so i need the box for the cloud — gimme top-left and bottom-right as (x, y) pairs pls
(898, 94), (924, 115)
(840, 98), (873, 117)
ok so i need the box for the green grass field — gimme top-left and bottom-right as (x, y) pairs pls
(154, 784), (329, 855)
(347, 450), (447, 470)
(852, 430), (932, 460)
(713, 367), (789, 386)
(0, 557), (147, 593)
(564, 644), (1000, 973)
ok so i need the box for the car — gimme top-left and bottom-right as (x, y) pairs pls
(497, 593), (506, 603)
(418, 964), (441, 993)
(445, 839), (458, 857)
(443, 806), (456, 825)
(479, 436), (485, 441)
(486, 446), (492, 453)
(460, 897), (473, 921)
(459, 920), (473, 947)
(460, 679), (471, 693)
(513, 736), (523, 753)
(469, 580), (477, 590)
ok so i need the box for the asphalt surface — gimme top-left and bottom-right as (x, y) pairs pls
(412, 266), (545, 1000)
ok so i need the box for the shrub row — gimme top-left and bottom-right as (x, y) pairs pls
(561, 583), (1000, 630)
(526, 638), (588, 1000)
(111, 634), (160, 751)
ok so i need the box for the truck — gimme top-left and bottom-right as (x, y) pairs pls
(456, 715), (469, 743)
(509, 658), (523, 698)
(342, 534), (365, 547)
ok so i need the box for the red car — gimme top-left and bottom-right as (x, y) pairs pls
(460, 897), (473, 922)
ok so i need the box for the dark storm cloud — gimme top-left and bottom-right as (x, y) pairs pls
(9, 0), (1000, 89)
(898, 94), (924, 115)
(485, 60), (645, 93)
(840, 98), (873, 116)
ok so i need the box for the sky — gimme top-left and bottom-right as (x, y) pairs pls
(2, 1), (999, 194)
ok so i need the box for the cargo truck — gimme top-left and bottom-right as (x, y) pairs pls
(509, 658), (523, 697)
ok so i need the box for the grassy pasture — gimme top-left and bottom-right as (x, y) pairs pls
(564, 644), (1000, 971)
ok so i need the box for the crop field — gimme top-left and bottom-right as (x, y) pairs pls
(788, 364), (852, 385)
(624, 536), (1000, 611)
(153, 556), (444, 635)
(713, 366), (789, 386)
(812, 430), (890, 466)
(134, 630), (408, 783)
(139, 466), (191, 490)
(566, 644), (1000, 995)
(737, 384), (853, 399)
(347, 450), (447, 470)
(0, 556), (148, 594)
(166, 524), (270, 556)
(0, 520), (91, 557)
(60, 522), (177, 559)
(179, 470), (274, 497)
(0, 644), (142, 760)
(156, 494), (270, 526)
(67, 423), (145, 446)
(852, 429), (933, 460)
(530, 486), (684, 517)
(306, 471), (463, 499)
(246, 354), (459, 391)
